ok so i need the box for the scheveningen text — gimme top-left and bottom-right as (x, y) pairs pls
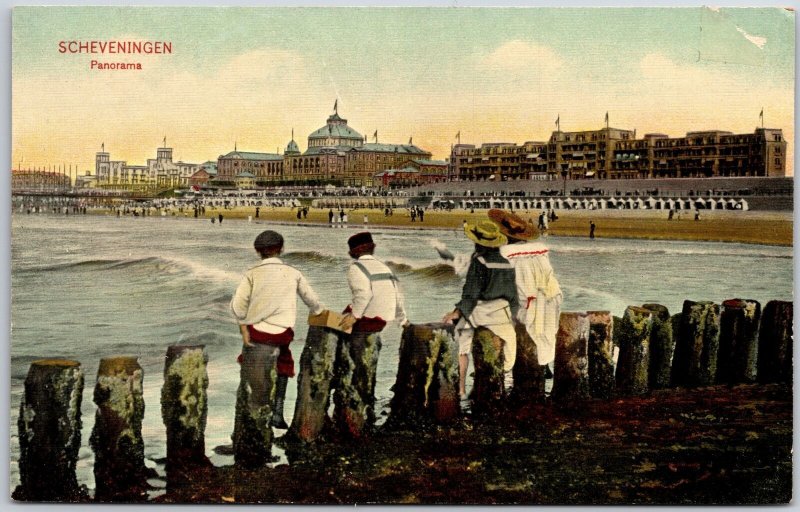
(59, 40), (172, 54)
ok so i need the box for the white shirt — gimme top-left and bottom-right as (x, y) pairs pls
(230, 257), (323, 333)
(347, 255), (407, 325)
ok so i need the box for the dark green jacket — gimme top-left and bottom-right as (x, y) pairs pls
(456, 249), (519, 320)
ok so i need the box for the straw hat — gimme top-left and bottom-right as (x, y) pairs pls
(464, 220), (507, 248)
(488, 209), (538, 240)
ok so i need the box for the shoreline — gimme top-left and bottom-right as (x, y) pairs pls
(85, 206), (794, 247)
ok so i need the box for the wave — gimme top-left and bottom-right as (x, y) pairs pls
(551, 243), (791, 260)
(386, 261), (460, 282)
(17, 256), (161, 274)
(283, 251), (343, 265)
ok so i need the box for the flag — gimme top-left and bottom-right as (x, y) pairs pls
(605, 111), (609, 123)
(759, 108), (764, 119)
(334, 99), (338, 113)
(374, 130), (378, 140)
(409, 136), (413, 145)
(163, 136), (166, 147)
(555, 115), (560, 126)
(101, 142), (104, 152)
(456, 130), (460, 139)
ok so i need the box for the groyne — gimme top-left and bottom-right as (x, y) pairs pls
(13, 298), (793, 502)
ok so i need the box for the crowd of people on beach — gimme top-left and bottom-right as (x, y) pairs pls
(229, 206), (561, 457)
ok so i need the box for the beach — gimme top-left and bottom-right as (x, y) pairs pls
(101, 205), (794, 247)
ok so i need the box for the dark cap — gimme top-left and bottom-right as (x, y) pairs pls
(254, 230), (284, 250)
(347, 232), (374, 250)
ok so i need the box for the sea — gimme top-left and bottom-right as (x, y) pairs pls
(9, 212), (793, 496)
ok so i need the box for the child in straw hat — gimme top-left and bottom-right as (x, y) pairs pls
(442, 220), (519, 400)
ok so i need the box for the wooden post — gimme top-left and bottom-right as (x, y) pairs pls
(587, 311), (614, 399)
(718, 299), (761, 384)
(471, 326), (505, 414)
(161, 345), (210, 476)
(90, 356), (149, 501)
(333, 331), (382, 439)
(615, 306), (653, 396)
(286, 326), (340, 443)
(642, 304), (674, 389)
(14, 359), (87, 502)
(552, 313), (590, 404)
(671, 300), (720, 387)
(510, 323), (545, 405)
(387, 323), (459, 428)
(233, 344), (279, 468)
(758, 300), (793, 384)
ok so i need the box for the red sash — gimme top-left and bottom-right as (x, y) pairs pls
(343, 305), (387, 333)
(236, 326), (296, 377)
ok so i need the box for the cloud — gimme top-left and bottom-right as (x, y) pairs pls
(480, 40), (564, 72)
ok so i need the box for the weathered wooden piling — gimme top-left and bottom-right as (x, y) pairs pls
(671, 301), (721, 387)
(286, 326), (340, 443)
(233, 344), (279, 468)
(641, 304), (674, 389)
(14, 359), (87, 502)
(757, 300), (793, 384)
(718, 299), (761, 384)
(552, 313), (590, 404)
(510, 323), (545, 405)
(587, 311), (614, 399)
(387, 323), (459, 428)
(161, 345), (210, 475)
(471, 326), (506, 414)
(90, 356), (149, 501)
(615, 306), (653, 396)
(333, 331), (382, 439)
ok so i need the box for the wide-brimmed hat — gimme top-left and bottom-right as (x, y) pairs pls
(464, 220), (507, 248)
(488, 209), (538, 240)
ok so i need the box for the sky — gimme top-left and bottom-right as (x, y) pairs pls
(11, 6), (795, 175)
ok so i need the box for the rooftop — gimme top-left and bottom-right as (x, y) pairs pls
(220, 151), (283, 161)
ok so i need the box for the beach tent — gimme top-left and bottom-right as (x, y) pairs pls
(739, 199), (749, 211)
(693, 198), (707, 209)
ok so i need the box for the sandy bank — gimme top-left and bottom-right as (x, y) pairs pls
(95, 206), (793, 247)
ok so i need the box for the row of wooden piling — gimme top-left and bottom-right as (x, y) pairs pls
(13, 299), (792, 501)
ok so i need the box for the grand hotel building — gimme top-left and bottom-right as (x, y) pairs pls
(214, 109), (435, 187)
(452, 127), (786, 182)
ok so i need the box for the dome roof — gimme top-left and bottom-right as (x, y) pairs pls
(308, 113), (363, 142)
(286, 139), (300, 154)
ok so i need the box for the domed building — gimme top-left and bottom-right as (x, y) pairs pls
(283, 105), (432, 187)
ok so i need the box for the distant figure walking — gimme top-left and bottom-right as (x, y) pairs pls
(342, 212), (348, 226)
(694, 209), (700, 221)
(363, 214), (369, 225)
(538, 211), (546, 231)
(668, 209), (674, 220)
(589, 220), (596, 239)
(418, 208), (424, 222)
(255, 207), (260, 218)
(218, 213), (224, 224)
(329, 209), (334, 224)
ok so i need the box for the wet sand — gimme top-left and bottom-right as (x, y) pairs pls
(133, 206), (793, 247)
